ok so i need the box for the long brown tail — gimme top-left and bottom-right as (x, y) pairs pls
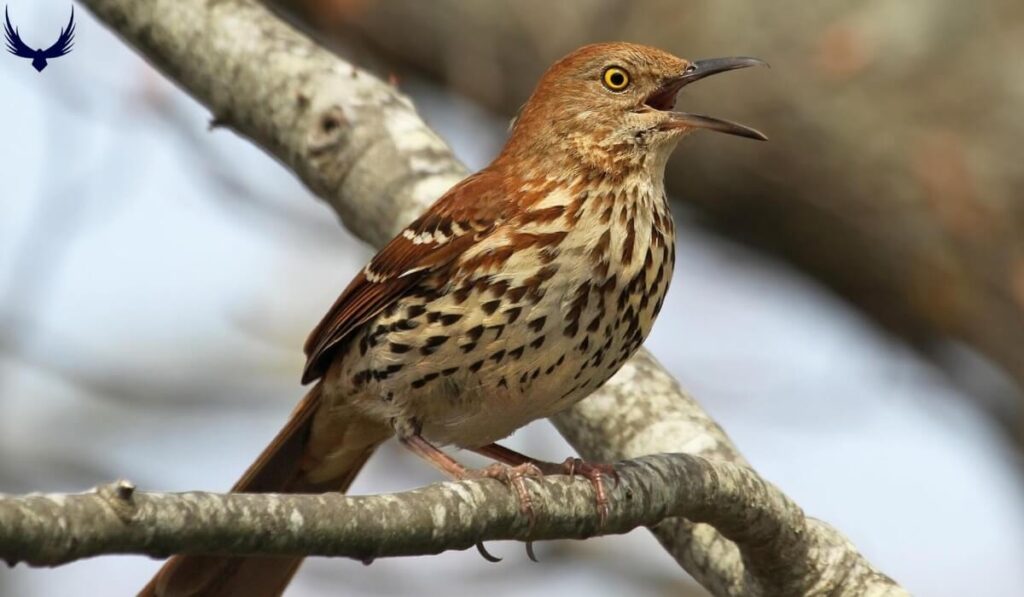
(139, 383), (382, 597)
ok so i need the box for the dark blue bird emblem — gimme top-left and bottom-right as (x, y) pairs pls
(4, 6), (75, 72)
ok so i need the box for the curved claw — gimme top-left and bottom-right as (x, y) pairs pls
(476, 541), (503, 563)
(525, 541), (540, 563)
(465, 462), (547, 562)
(470, 462), (543, 526)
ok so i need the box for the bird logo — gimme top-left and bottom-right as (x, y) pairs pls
(4, 6), (75, 72)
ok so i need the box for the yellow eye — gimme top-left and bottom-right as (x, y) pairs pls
(602, 66), (630, 91)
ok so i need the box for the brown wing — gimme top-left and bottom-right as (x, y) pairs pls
(302, 171), (510, 383)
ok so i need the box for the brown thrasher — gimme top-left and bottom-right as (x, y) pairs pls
(143, 42), (765, 597)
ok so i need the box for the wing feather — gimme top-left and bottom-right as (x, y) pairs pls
(301, 171), (510, 383)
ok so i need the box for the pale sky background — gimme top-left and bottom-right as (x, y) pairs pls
(1, 3), (1022, 596)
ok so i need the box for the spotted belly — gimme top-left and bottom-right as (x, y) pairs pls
(327, 194), (675, 448)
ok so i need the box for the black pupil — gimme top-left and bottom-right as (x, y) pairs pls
(609, 72), (624, 86)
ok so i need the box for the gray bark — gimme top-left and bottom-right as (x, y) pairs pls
(0, 0), (912, 595)
(0, 457), (846, 569)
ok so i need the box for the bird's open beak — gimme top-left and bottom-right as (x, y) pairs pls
(647, 57), (768, 141)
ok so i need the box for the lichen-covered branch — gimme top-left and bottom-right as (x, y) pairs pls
(554, 351), (904, 596)
(60, 0), (910, 595)
(0, 455), (807, 568)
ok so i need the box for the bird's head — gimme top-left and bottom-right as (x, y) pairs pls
(503, 42), (766, 177)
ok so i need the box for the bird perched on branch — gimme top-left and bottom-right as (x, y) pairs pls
(143, 42), (765, 597)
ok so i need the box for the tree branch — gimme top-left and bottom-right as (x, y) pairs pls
(8, 0), (914, 594)
(0, 455), (806, 567)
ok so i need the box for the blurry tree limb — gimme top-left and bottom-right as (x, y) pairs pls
(73, 0), (906, 595)
(297, 0), (1024, 425)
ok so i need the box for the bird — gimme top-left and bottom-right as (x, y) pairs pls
(4, 6), (75, 72)
(142, 42), (766, 597)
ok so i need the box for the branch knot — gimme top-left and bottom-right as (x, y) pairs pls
(98, 479), (139, 523)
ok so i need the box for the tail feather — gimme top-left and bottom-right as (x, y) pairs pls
(139, 383), (381, 597)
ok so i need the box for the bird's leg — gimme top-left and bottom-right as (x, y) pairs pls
(398, 434), (543, 519)
(473, 443), (618, 525)
(399, 433), (544, 563)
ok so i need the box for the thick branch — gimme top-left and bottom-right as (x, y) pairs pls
(554, 351), (903, 596)
(65, 0), (909, 595)
(0, 455), (797, 567)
